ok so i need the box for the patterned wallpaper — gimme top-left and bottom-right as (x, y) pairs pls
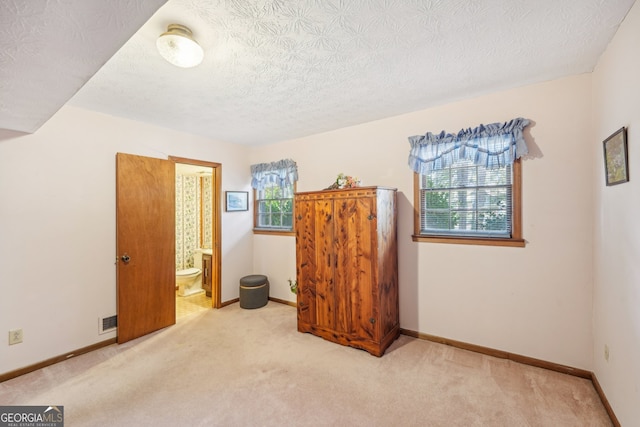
(176, 174), (212, 271)
(202, 176), (213, 249)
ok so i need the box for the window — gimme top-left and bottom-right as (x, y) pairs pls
(250, 159), (298, 235)
(254, 179), (295, 232)
(408, 118), (528, 247)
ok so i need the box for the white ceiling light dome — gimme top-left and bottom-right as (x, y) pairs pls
(156, 24), (204, 68)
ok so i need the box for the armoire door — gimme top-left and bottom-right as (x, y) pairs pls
(313, 198), (336, 330)
(295, 197), (317, 328)
(202, 254), (212, 296)
(334, 196), (378, 341)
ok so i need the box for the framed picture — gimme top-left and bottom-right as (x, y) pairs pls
(225, 191), (248, 212)
(603, 127), (629, 186)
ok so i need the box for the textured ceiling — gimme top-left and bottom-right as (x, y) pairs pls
(1, 0), (636, 145)
(0, 0), (167, 133)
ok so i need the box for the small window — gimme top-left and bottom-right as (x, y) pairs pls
(250, 158), (298, 236)
(254, 179), (295, 233)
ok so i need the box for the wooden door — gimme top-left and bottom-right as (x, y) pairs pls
(335, 195), (378, 341)
(116, 153), (175, 344)
(313, 198), (336, 330)
(202, 254), (212, 296)
(296, 195), (335, 330)
(295, 198), (318, 328)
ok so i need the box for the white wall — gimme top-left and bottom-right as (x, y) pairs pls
(252, 74), (595, 370)
(253, 235), (297, 302)
(0, 74), (601, 389)
(592, 0), (640, 424)
(0, 105), (253, 373)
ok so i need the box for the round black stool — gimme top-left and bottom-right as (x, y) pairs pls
(239, 275), (269, 309)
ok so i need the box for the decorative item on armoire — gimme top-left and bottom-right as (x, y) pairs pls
(603, 126), (629, 186)
(324, 173), (361, 189)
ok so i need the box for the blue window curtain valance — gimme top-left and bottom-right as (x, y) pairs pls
(250, 158), (298, 191)
(407, 118), (530, 173)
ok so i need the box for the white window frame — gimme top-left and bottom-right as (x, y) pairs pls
(253, 179), (295, 236)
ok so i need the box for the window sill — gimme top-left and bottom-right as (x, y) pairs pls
(412, 234), (525, 247)
(253, 228), (295, 237)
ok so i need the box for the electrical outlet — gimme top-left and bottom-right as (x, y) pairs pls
(604, 344), (610, 362)
(9, 328), (23, 345)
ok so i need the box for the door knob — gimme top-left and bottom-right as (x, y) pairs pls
(121, 253), (131, 263)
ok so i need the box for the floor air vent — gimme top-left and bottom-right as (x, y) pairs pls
(99, 315), (117, 334)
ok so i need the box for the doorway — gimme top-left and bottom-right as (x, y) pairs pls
(171, 156), (222, 312)
(116, 153), (222, 344)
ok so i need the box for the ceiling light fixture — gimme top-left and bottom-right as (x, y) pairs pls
(156, 24), (204, 68)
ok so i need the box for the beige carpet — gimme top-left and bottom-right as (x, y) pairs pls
(0, 303), (611, 426)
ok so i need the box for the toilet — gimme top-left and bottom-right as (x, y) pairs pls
(176, 268), (204, 297)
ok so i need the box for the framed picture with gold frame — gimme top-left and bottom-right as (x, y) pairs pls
(603, 127), (629, 186)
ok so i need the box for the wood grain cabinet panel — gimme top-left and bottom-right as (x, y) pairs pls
(202, 254), (212, 297)
(295, 186), (399, 356)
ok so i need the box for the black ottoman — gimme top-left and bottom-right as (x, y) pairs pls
(239, 275), (269, 309)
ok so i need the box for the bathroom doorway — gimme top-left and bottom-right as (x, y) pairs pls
(171, 156), (222, 315)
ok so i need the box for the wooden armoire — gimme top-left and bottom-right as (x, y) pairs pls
(294, 186), (399, 357)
